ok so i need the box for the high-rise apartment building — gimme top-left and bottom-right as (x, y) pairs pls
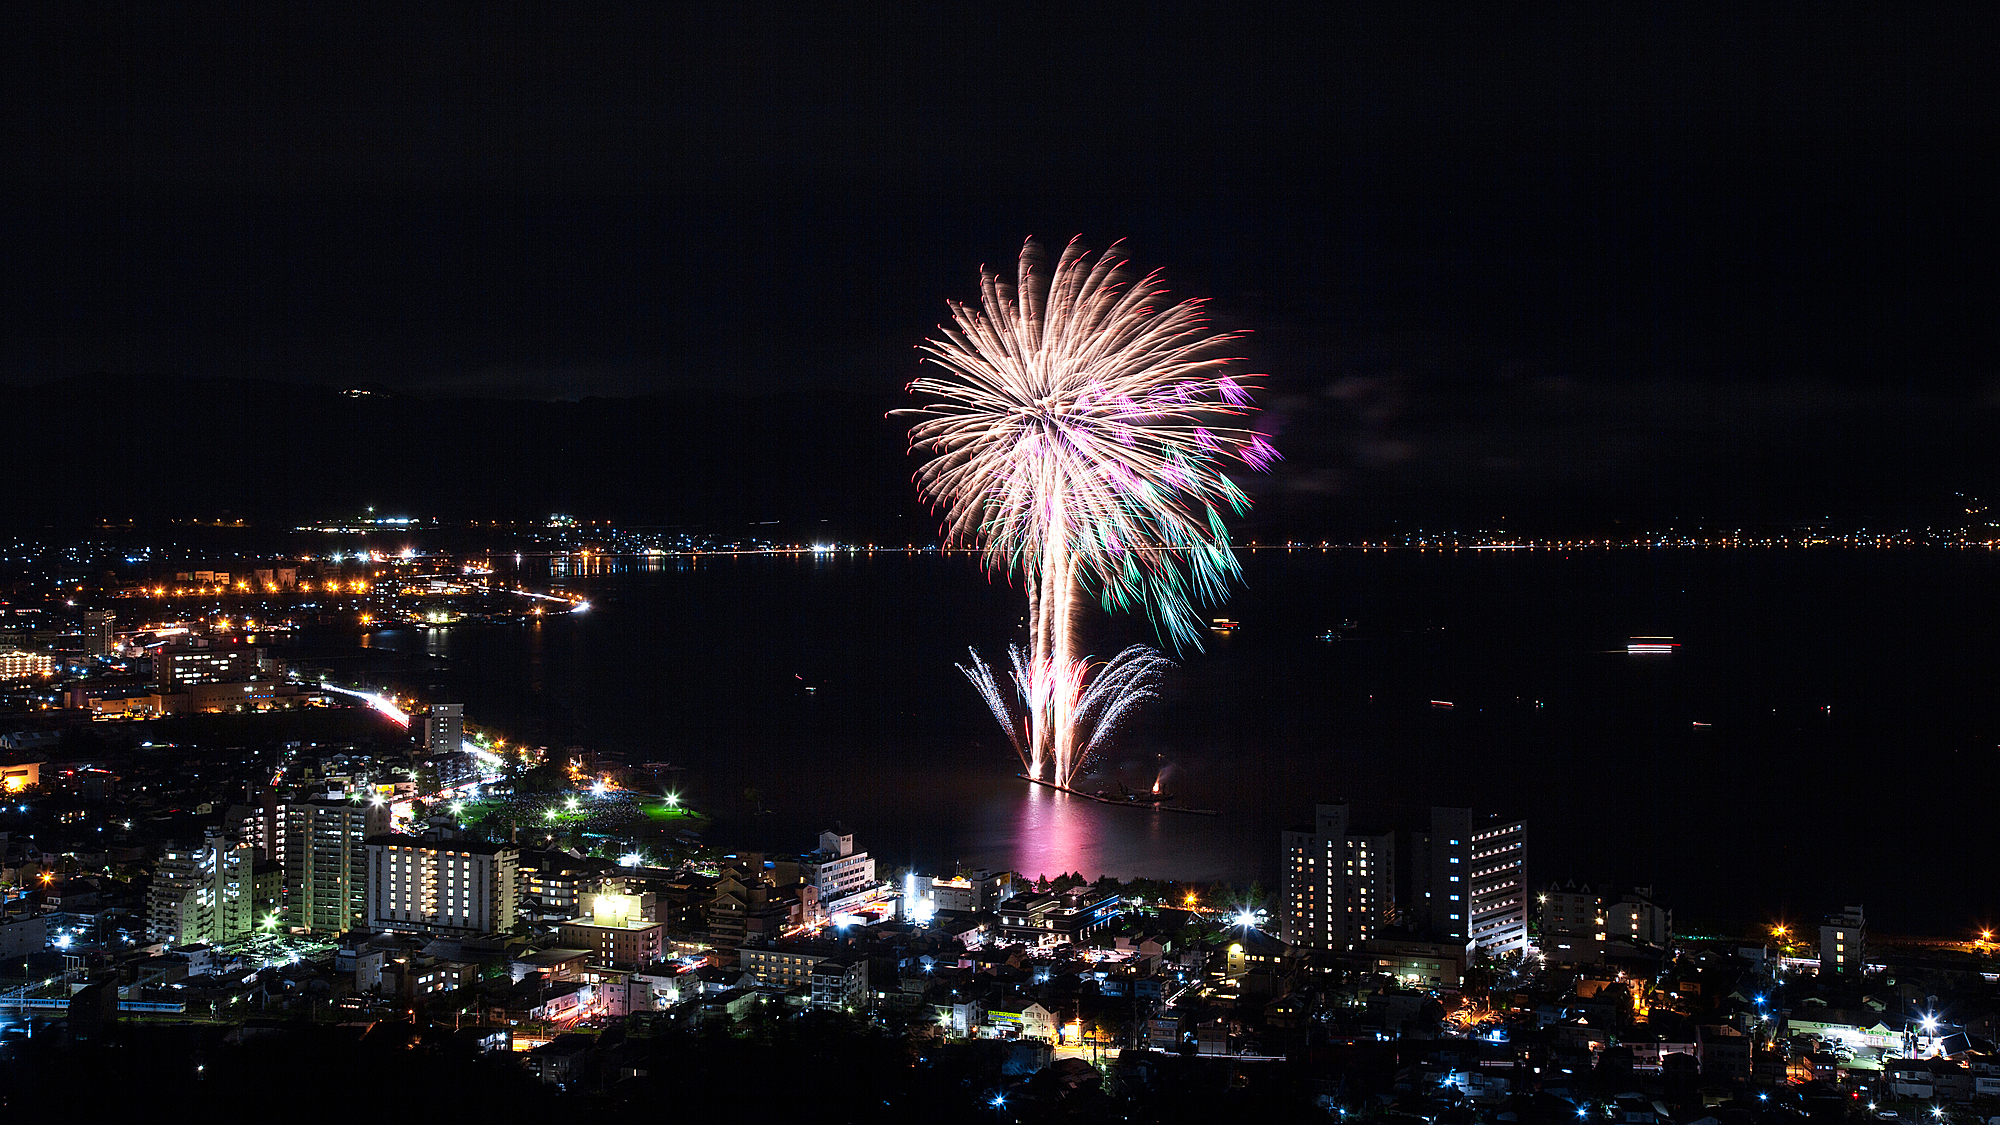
(1280, 804), (1395, 952)
(81, 610), (115, 658)
(283, 799), (391, 934)
(422, 703), (464, 756)
(1282, 803), (1528, 958)
(1399, 807), (1529, 954)
(146, 829), (258, 945)
(365, 835), (519, 937)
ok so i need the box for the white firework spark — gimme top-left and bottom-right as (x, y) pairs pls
(906, 237), (1271, 785)
(959, 643), (1170, 786)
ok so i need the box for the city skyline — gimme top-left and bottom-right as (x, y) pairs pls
(5, 7), (1999, 1116)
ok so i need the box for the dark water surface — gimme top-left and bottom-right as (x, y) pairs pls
(293, 548), (2000, 935)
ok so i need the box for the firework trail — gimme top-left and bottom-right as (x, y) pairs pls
(909, 238), (1272, 786)
(957, 644), (1170, 783)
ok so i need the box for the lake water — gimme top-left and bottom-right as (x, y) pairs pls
(296, 547), (2000, 936)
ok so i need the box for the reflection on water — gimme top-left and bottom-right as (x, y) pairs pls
(965, 777), (1237, 888)
(288, 549), (2000, 931)
(1007, 786), (1096, 882)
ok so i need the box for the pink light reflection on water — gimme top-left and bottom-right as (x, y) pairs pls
(1007, 784), (1104, 882)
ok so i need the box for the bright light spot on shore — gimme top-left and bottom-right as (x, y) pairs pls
(621, 853), (643, 866)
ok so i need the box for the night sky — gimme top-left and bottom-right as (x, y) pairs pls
(4, 6), (1992, 530)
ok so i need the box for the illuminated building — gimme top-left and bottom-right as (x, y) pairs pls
(81, 610), (115, 658)
(1354, 937), (1469, 986)
(557, 893), (665, 970)
(421, 703), (464, 755)
(251, 567), (299, 591)
(150, 638), (269, 688)
(1606, 888), (1672, 946)
(1279, 803), (1395, 952)
(1820, 905), (1867, 975)
(1281, 804), (1528, 958)
(1, 759), (40, 793)
(518, 850), (617, 923)
(995, 889), (1122, 944)
(0, 607), (59, 651)
(738, 942), (845, 988)
(0, 648), (55, 680)
(1410, 808), (1529, 957)
(801, 827), (875, 907)
(178, 679), (303, 712)
(365, 835), (520, 936)
(809, 958), (867, 1011)
(706, 854), (817, 945)
(145, 829), (258, 945)
(284, 799), (391, 933)
(1537, 879), (1607, 962)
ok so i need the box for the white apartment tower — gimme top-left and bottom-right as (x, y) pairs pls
(146, 829), (257, 945)
(1465, 816), (1529, 956)
(284, 799), (391, 934)
(366, 836), (520, 936)
(1280, 804), (1395, 952)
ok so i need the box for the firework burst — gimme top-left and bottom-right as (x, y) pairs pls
(908, 238), (1272, 786)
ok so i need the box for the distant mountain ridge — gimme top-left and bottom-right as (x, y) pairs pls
(2, 374), (915, 532)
